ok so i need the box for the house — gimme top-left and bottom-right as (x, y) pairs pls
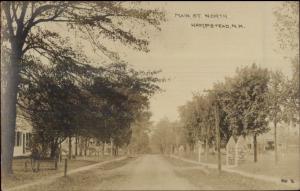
(244, 122), (299, 153)
(13, 117), (33, 157)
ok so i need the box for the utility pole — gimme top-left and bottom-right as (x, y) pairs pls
(215, 104), (221, 173)
(274, 122), (278, 164)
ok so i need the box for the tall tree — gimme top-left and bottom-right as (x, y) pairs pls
(150, 118), (175, 154)
(129, 111), (152, 154)
(1, 2), (165, 175)
(18, 57), (92, 158)
(87, 62), (164, 151)
(225, 64), (270, 162)
(274, 1), (299, 125)
(179, 91), (229, 158)
(178, 101), (198, 151)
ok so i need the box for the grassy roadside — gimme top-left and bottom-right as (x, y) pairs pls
(178, 150), (300, 182)
(1, 155), (117, 190)
(19, 156), (137, 191)
(165, 156), (295, 190)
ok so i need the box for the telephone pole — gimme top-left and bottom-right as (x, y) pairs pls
(215, 104), (221, 173)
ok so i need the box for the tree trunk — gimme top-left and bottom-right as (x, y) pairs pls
(102, 142), (105, 156)
(110, 138), (113, 157)
(190, 143), (194, 153)
(274, 121), (278, 164)
(253, 134), (257, 162)
(113, 145), (116, 156)
(50, 142), (58, 159)
(205, 135), (209, 161)
(1, 49), (21, 176)
(84, 138), (87, 156)
(79, 137), (83, 156)
(59, 143), (62, 162)
(68, 136), (72, 160)
(75, 135), (78, 156)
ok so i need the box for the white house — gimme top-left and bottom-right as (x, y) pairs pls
(13, 117), (32, 157)
(244, 122), (299, 153)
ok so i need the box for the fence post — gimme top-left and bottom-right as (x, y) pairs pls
(25, 161), (28, 172)
(37, 159), (40, 172)
(198, 141), (202, 163)
(64, 158), (68, 177)
(55, 159), (58, 170)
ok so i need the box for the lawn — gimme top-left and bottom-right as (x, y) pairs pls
(234, 151), (300, 181)
(18, 157), (136, 191)
(166, 156), (295, 190)
(176, 149), (300, 183)
(1, 155), (116, 190)
(179, 150), (227, 165)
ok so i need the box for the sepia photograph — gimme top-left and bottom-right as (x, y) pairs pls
(1, 1), (299, 190)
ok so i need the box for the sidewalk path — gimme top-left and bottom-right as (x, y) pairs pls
(170, 155), (299, 190)
(5, 156), (127, 191)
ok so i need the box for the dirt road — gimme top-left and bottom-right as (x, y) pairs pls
(95, 154), (199, 190)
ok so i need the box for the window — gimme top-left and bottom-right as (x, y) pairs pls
(15, 132), (22, 146)
(26, 133), (31, 147)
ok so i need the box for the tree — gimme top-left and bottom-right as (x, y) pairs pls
(128, 111), (152, 154)
(18, 57), (92, 158)
(274, 1), (299, 125)
(87, 62), (164, 155)
(178, 100), (201, 152)
(1, 2), (165, 175)
(171, 121), (187, 154)
(178, 64), (270, 163)
(178, 92), (229, 159)
(223, 64), (270, 162)
(150, 118), (175, 154)
(205, 89), (231, 150)
(18, 59), (164, 159)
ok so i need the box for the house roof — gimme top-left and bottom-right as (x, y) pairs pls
(16, 116), (32, 132)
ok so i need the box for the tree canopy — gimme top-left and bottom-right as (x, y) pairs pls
(1, 1), (166, 175)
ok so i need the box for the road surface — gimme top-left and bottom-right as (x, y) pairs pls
(94, 155), (199, 190)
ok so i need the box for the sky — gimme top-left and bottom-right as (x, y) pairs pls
(51, 2), (292, 123)
(122, 1), (292, 122)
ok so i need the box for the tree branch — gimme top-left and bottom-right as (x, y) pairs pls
(2, 2), (15, 41)
(18, 2), (29, 25)
(23, 4), (60, 40)
(32, 5), (67, 26)
(11, 2), (18, 23)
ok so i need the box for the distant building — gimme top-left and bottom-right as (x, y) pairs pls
(245, 122), (300, 153)
(60, 137), (112, 157)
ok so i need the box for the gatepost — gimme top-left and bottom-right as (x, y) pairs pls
(198, 140), (203, 162)
(226, 136), (236, 166)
